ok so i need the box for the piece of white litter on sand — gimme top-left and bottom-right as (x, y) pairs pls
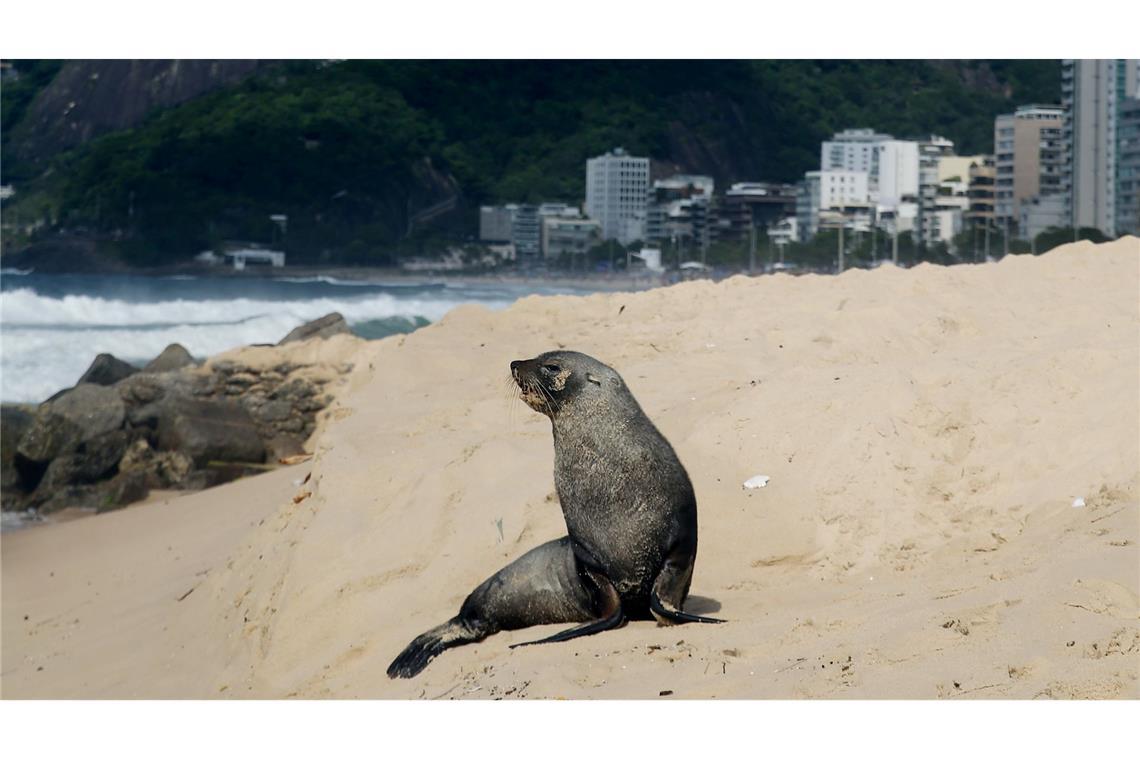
(1072, 497), (1086, 508)
(743, 475), (770, 489)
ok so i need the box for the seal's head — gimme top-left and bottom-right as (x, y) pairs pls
(510, 350), (622, 418)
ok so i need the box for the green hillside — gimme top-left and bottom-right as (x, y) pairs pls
(1, 59), (1060, 266)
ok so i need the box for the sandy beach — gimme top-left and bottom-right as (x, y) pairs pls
(2, 237), (1137, 699)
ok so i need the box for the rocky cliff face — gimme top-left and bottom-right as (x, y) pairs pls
(7, 60), (270, 171)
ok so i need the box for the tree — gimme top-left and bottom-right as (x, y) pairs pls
(1033, 226), (1109, 255)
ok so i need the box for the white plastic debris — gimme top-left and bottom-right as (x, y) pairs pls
(743, 475), (770, 490)
(1072, 497), (1086, 508)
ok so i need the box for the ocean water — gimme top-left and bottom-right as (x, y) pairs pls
(0, 270), (597, 403)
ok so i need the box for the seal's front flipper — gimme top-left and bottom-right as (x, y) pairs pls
(509, 567), (623, 648)
(649, 589), (725, 625)
(650, 552), (725, 625)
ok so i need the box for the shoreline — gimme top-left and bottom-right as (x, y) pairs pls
(2, 262), (669, 292)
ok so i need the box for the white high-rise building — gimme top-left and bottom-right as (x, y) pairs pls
(821, 129), (918, 206)
(1062, 59), (1140, 236)
(585, 147), (650, 245)
(821, 129), (893, 175)
(876, 140), (920, 206)
(796, 169), (871, 239)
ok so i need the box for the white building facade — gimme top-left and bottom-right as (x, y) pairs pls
(585, 147), (650, 245)
(875, 140), (920, 206)
(541, 217), (601, 260)
(796, 170), (871, 240)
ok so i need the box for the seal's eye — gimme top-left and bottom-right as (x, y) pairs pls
(542, 363), (561, 373)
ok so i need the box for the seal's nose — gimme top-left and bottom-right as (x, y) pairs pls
(510, 360), (521, 372)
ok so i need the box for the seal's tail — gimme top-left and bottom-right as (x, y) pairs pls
(387, 618), (485, 679)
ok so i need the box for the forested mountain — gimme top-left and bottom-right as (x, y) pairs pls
(1, 59), (1060, 266)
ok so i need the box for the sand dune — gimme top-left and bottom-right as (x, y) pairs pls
(3, 237), (1138, 699)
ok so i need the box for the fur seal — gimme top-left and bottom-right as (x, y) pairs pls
(387, 351), (720, 679)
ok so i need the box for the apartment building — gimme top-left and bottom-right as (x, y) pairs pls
(712, 182), (797, 243)
(1118, 96), (1140, 236)
(965, 155), (996, 226)
(479, 205), (514, 243)
(585, 147), (650, 245)
(916, 136), (955, 246)
(993, 105), (1065, 230)
(820, 129), (919, 206)
(1061, 59), (1140, 236)
(796, 170), (871, 240)
(541, 217), (602, 260)
(645, 175), (714, 249)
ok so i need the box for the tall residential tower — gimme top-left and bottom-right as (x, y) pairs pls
(993, 105), (1064, 231)
(1061, 59), (1140, 236)
(585, 147), (650, 245)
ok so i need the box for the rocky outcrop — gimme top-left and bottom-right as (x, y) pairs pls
(77, 353), (139, 386)
(2, 320), (355, 515)
(278, 313), (350, 345)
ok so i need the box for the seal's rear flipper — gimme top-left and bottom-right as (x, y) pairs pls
(509, 566), (623, 648)
(387, 618), (486, 679)
(649, 589), (725, 625)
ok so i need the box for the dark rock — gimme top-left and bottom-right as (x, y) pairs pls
(14, 411), (82, 465)
(118, 373), (168, 405)
(143, 343), (196, 373)
(95, 470), (150, 513)
(118, 438), (194, 489)
(273, 377), (317, 401)
(1, 405), (36, 507)
(254, 400), (293, 423)
(297, 394), (332, 413)
(37, 484), (103, 514)
(17, 384), (125, 464)
(38, 429), (130, 490)
(179, 463), (259, 491)
(77, 353), (138, 386)
(278, 312), (349, 345)
(156, 398), (266, 467)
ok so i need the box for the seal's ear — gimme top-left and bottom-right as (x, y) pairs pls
(586, 373), (602, 387)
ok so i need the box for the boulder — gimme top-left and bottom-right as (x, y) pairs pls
(37, 484), (103, 514)
(95, 470), (150, 513)
(37, 429), (131, 490)
(1, 405), (36, 506)
(77, 353), (138, 386)
(143, 343), (197, 373)
(118, 437), (194, 489)
(16, 384), (125, 464)
(155, 397), (266, 466)
(278, 312), (349, 345)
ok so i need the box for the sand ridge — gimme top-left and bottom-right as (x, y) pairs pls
(2, 237), (1138, 698)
